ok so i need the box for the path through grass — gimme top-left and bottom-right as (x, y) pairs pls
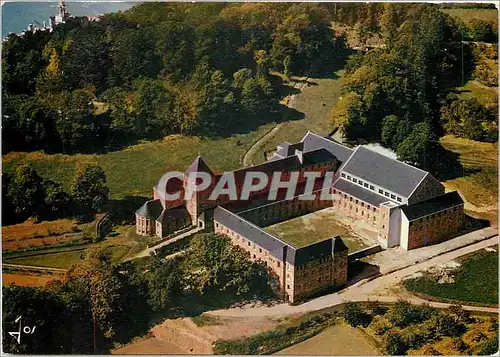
(248, 71), (345, 165)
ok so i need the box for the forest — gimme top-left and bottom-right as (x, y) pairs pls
(2, 2), (348, 154)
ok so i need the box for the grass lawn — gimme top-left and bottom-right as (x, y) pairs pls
(3, 126), (274, 200)
(275, 322), (380, 356)
(442, 8), (498, 26)
(4, 244), (131, 269)
(440, 135), (498, 224)
(264, 209), (374, 252)
(247, 71), (345, 166)
(3, 225), (149, 269)
(455, 80), (498, 108)
(403, 248), (498, 306)
(5, 249), (88, 269)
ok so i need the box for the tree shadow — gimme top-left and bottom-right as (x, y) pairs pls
(433, 145), (465, 181)
(108, 195), (149, 225)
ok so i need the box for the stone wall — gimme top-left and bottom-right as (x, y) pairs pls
(214, 220), (286, 298)
(407, 174), (445, 205)
(332, 188), (388, 231)
(239, 191), (332, 227)
(406, 204), (464, 250)
(292, 250), (347, 302)
(136, 214), (155, 236)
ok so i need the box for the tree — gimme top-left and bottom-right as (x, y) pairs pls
(146, 255), (183, 311)
(386, 300), (435, 328)
(396, 122), (440, 171)
(185, 233), (269, 296)
(7, 163), (45, 218)
(2, 285), (72, 354)
(381, 115), (412, 151)
(440, 95), (491, 141)
(70, 163), (109, 214)
(342, 301), (372, 327)
(43, 179), (70, 218)
(64, 248), (124, 352)
(385, 331), (407, 355)
(380, 3), (398, 49)
(468, 19), (496, 42)
(107, 27), (161, 87)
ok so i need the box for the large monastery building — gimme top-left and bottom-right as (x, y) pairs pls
(136, 131), (465, 303)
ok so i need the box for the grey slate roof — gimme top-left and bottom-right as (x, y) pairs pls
(214, 207), (347, 267)
(231, 148), (337, 185)
(214, 207), (288, 261)
(156, 206), (190, 223)
(402, 191), (464, 222)
(342, 146), (428, 198)
(333, 178), (390, 207)
(136, 199), (163, 219)
(289, 236), (346, 267)
(185, 156), (213, 176)
(301, 132), (354, 164)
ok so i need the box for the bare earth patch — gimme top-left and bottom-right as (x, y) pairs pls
(2, 273), (59, 287)
(2, 218), (81, 251)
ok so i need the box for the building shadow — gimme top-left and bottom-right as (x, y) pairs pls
(347, 260), (381, 286)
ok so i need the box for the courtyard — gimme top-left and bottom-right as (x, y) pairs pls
(264, 208), (378, 252)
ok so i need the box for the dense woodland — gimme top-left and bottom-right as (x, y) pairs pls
(330, 3), (498, 172)
(2, 2), (348, 154)
(3, 233), (272, 354)
(2, 2), (497, 165)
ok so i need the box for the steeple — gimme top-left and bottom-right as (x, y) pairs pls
(185, 156), (213, 176)
(58, 0), (70, 19)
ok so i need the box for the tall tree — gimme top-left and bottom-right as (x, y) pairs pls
(7, 163), (45, 218)
(70, 162), (109, 213)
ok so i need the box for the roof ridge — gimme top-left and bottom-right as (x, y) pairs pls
(339, 145), (360, 170)
(358, 146), (428, 175)
(216, 206), (297, 250)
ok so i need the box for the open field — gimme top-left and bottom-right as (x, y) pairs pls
(455, 80), (498, 108)
(403, 247), (499, 306)
(3, 126), (274, 200)
(247, 71), (345, 165)
(2, 218), (84, 251)
(2, 273), (60, 287)
(264, 208), (376, 251)
(3, 225), (150, 269)
(4, 245), (130, 269)
(440, 135), (498, 225)
(442, 8), (498, 26)
(275, 323), (380, 356)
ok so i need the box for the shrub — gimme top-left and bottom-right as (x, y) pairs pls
(387, 300), (436, 328)
(343, 301), (372, 327)
(369, 316), (392, 336)
(385, 331), (408, 355)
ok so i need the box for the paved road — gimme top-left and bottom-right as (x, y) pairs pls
(207, 236), (498, 317)
(125, 227), (203, 261)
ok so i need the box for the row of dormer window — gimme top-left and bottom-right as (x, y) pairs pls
(340, 172), (403, 203)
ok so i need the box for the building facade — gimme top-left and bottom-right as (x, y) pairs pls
(136, 131), (465, 303)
